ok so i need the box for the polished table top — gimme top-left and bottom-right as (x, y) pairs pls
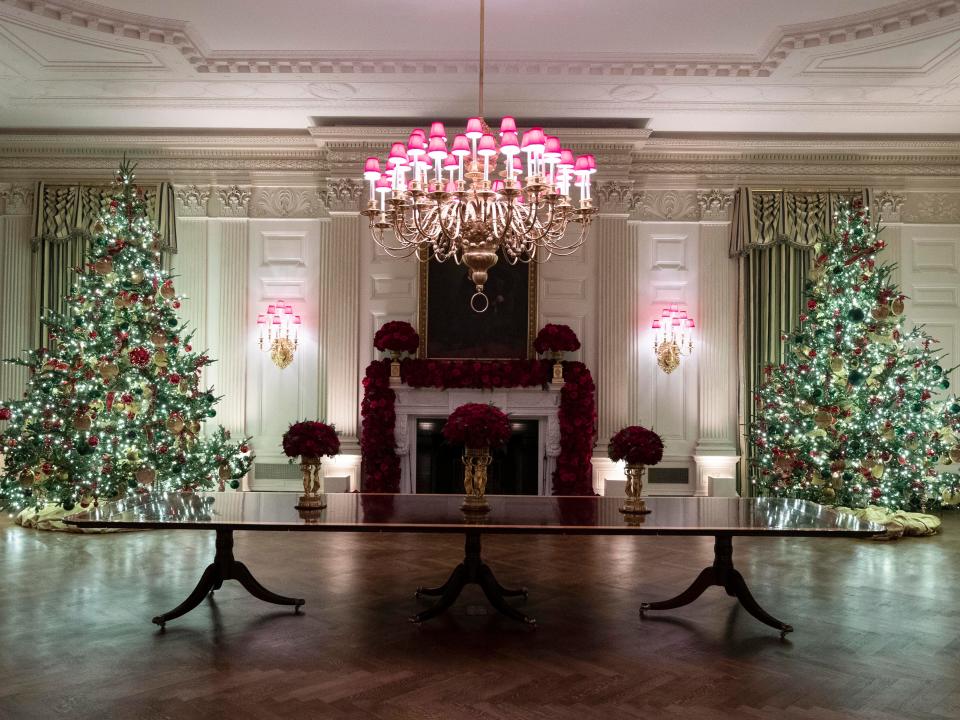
(64, 492), (885, 537)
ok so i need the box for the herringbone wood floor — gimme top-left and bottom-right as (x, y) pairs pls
(1, 511), (958, 720)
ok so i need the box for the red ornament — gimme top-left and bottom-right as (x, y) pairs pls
(185, 344), (192, 352)
(168, 373), (182, 384)
(0, 407), (10, 420)
(240, 444), (249, 453)
(806, 299), (817, 310)
(87, 436), (100, 447)
(158, 445), (168, 454)
(172, 301), (181, 309)
(129, 347), (151, 367)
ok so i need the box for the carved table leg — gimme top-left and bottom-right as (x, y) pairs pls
(152, 529), (304, 628)
(412, 530), (535, 626)
(639, 534), (793, 638)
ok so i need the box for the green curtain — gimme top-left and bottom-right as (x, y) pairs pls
(30, 182), (176, 346)
(732, 188), (870, 495)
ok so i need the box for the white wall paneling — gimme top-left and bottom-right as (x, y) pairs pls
(244, 220), (320, 489)
(0, 207), (32, 419)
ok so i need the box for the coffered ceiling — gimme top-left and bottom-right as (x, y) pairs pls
(0, 0), (959, 133)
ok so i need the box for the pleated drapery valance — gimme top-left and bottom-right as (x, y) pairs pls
(30, 182), (176, 346)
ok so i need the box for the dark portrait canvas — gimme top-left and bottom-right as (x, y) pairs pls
(419, 253), (537, 359)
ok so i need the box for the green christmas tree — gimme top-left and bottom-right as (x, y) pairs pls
(752, 197), (960, 511)
(0, 161), (253, 513)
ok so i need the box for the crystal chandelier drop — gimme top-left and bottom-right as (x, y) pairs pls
(361, 0), (597, 313)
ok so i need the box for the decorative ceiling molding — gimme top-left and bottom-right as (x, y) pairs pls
(901, 191), (960, 222)
(0, 182), (33, 215)
(250, 186), (323, 218)
(2, 0), (957, 78)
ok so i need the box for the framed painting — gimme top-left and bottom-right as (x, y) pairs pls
(417, 254), (538, 359)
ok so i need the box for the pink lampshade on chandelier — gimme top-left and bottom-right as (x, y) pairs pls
(361, 0), (597, 313)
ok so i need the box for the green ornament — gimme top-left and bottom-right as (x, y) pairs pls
(127, 479), (137, 488)
(932, 365), (943, 377)
(832, 266), (843, 275)
(911, 402), (923, 413)
(847, 308), (865, 322)
(61, 499), (75, 511)
(842, 471), (854, 482)
(950, 402), (960, 414)
(229, 479), (240, 490)
(820, 468), (831, 479)
(940, 378), (950, 390)
(167, 317), (178, 328)
(847, 370), (865, 386)
(207, 409), (217, 418)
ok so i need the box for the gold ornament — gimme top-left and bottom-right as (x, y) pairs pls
(218, 465), (231, 481)
(131, 270), (145, 284)
(149, 331), (166, 347)
(189, 420), (201, 434)
(829, 357), (844, 373)
(73, 414), (91, 431)
(94, 258), (113, 275)
(166, 415), (185, 434)
(178, 380), (191, 393)
(98, 361), (119, 382)
(813, 410), (834, 429)
(871, 305), (890, 320)
(821, 487), (836, 500)
(891, 298), (905, 315)
(135, 467), (156, 485)
(871, 463), (885, 479)
(153, 350), (168, 368)
(160, 283), (176, 300)
(799, 401), (815, 414)
(951, 446), (960, 464)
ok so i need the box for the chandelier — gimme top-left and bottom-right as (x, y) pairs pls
(360, 0), (597, 313)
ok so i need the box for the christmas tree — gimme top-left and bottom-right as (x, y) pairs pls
(0, 160), (253, 513)
(752, 197), (960, 511)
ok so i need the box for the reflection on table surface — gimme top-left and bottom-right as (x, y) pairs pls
(65, 493), (885, 536)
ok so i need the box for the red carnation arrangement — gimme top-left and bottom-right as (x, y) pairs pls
(534, 324), (581, 354)
(373, 321), (420, 355)
(281, 420), (340, 460)
(443, 403), (511, 450)
(608, 425), (664, 466)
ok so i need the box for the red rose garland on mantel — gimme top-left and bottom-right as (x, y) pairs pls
(359, 358), (597, 494)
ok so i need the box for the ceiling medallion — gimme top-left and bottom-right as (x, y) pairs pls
(360, 0), (597, 313)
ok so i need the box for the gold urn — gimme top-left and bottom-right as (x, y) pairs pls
(620, 463), (651, 515)
(461, 446), (493, 513)
(296, 456), (327, 510)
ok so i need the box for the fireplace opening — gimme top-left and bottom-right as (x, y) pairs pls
(415, 418), (540, 495)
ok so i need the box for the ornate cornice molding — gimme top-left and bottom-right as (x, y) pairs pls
(174, 184), (210, 217)
(630, 190), (701, 222)
(324, 178), (364, 214)
(874, 190), (906, 223)
(213, 185), (251, 218)
(250, 187), (323, 218)
(0, 183), (33, 216)
(901, 192), (960, 223)
(3, 0), (955, 78)
(697, 189), (736, 222)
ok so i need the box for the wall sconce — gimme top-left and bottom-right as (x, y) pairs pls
(651, 304), (694, 374)
(257, 300), (301, 369)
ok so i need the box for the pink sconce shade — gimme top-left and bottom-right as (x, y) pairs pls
(363, 157), (381, 180)
(544, 136), (562, 159)
(294, 316), (302, 325)
(375, 176), (392, 193)
(407, 133), (426, 157)
(672, 318), (681, 326)
(558, 149), (575, 169)
(499, 116), (517, 135)
(477, 134), (497, 157)
(387, 142), (409, 166)
(512, 157), (523, 172)
(266, 304), (275, 314)
(491, 180), (505, 192)
(284, 305), (293, 314)
(686, 319), (696, 328)
(443, 154), (459, 169)
(499, 132), (519, 154)
(574, 155), (590, 175)
(429, 121), (446, 140)
(451, 134), (471, 157)
(465, 117), (484, 139)
(444, 180), (458, 193)
(652, 320), (661, 329)
(272, 316), (281, 325)
(427, 136), (448, 160)
(522, 127), (546, 152)
(585, 154), (597, 173)
(257, 314), (266, 325)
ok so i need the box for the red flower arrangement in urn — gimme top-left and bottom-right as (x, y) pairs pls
(534, 324), (580, 385)
(608, 425), (664, 514)
(373, 321), (420, 386)
(443, 403), (511, 512)
(282, 420), (340, 510)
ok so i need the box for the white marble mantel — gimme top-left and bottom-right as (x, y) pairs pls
(393, 385), (562, 495)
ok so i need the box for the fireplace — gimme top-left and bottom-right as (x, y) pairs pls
(415, 418), (540, 495)
(392, 386), (561, 495)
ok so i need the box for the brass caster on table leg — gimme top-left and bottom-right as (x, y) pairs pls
(294, 601), (304, 615)
(779, 625), (794, 639)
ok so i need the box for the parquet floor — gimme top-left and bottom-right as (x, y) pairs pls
(1, 511), (958, 720)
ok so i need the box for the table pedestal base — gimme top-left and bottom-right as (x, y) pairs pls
(639, 533), (793, 638)
(412, 530), (535, 626)
(152, 529), (304, 628)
